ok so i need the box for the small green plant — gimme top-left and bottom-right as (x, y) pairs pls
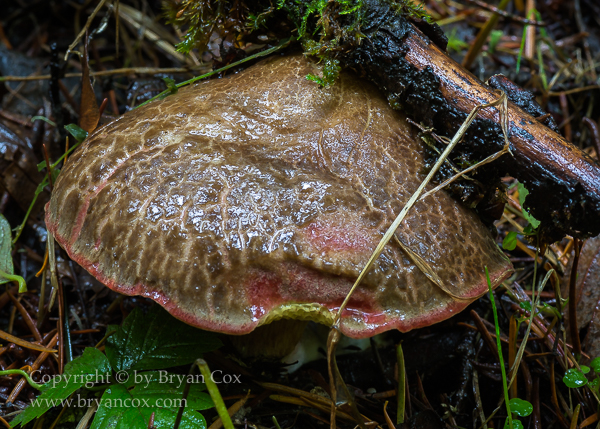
(0, 214), (26, 292)
(502, 231), (518, 251)
(561, 361), (600, 393)
(563, 368), (588, 388)
(516, 8), (551, 89)
(8, 306), (222, 428)
(502, 181), (540, 251)
(447, 28), (469, 53)
(516, 182), (540, 230)
(488, 29), (503, 54)
(486, 268), (534, 429)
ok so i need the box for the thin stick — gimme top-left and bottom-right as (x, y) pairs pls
(0, 329), (56, 353)
(524, 0), (536, 60)
(0, 67), (199, 82)
(419, 146), (509, 200)
(42, 144), (54, 191)
(462, 0), (511, 69)
(570, 404), (581, 429)
(6, 291), (42, 342)
(7, 333), (58, 403)
(64, 0), (110, 61)
(47, 233), (60, 312)
(396, 343), (406, 424)
(568, 238), (582, 358)
(473, 369), (488, 429)
(507, 270), (553, 390)
(464, 0), (546, 25)
(548, 85), (600, 96)
(135, 37), (293, 110)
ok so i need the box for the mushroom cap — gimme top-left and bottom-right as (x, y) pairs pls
(46, 54), (512, 338)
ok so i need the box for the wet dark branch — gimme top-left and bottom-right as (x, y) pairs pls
(321, 0), (600, 241)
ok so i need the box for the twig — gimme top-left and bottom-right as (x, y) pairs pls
(134, 37), (294, 110)
(473, 369), (488, 429)
(462, 0), (511, 69)
(524, 0), (536, 60)
(548, 85), (600, 96)
(464, 0), (546, 25)
(419, 145), (509, 200)
(0, 67), (199, 82)
(7, 333), (58, 404)
(470, 310), (500, 360)
(559, 93), (573, 142)
(568, 238), (583, 358)
(64, 0), (111, 60)
(6, 291), (42, 342)
(396, 343), (406, 424)
(582, 117), (600, 156)
(0, 329), (56, 353)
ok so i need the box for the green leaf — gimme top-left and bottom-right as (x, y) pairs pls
(37, 124), (87, 171)
(519, 301), (532, 312)
(502, 231), (518, 251)
(537, 302), (562, 319)
(505, 419), (524, 429)
(516, 24), (527, 74)
(65, 123), (89, 143)
(517, 183), (541, 229)
(508, 398), (533, 417)
(591, 357), (600, 373)
(581, 365), (591, 374)
(447, 28), (469, 53)
(0, 215), (26, 291)
(0, 215), (14, 285)
(489, 30), (503, 54)
(123, 371), (213, 409)
(563, 368), (588, 388)
(589, 377), (599, 393)
(105, 306), (222, 372)
(11, 348), (111, 427)
(91, 373), (212, 429)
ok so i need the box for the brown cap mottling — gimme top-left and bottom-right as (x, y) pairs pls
(46, 54), (513, 337)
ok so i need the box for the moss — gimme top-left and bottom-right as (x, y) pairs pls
(163, 0), (431, 85)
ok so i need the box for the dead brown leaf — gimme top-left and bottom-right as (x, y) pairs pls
(79, 35), (100, 134)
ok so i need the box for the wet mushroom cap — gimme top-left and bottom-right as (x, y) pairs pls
(46, 54), (513, 338)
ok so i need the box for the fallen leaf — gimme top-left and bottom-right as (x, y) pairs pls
(78, 35), (100, 133)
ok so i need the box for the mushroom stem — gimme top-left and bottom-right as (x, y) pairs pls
(227, 319), (309, 359)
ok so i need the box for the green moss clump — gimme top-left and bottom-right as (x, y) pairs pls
(164, 0), (430, 84)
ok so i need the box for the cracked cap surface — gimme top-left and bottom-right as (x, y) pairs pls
(46, 54), (513, 338)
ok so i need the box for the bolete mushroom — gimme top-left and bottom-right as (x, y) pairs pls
(45, 54), (512, 355)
